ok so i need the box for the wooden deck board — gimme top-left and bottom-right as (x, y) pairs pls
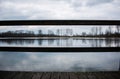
(51, 72), (60, 79)
(77, 73), (88, 79)
(0, 71), (120, 79)
(86, 73), (97, 79)
(41, 72), (51, 79)
(59, 72), (67, 79)
(32, 72), (43, 79)
(94, 73), (106, 79)
(69, 73), (78, 79)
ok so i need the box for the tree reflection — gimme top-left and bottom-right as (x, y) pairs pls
(0, 38), (120, 47)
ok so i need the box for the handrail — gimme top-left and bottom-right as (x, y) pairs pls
(0, 20), (120, 52)
(0, 20), (120, 25)
(0, 47), (120, 52)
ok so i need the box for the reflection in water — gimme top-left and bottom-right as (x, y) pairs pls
(0, 38), (120, 47)
(0, 52), (120, 72)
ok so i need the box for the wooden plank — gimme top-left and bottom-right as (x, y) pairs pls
(0, 72), (16, 79)
(69, 72), (78, 79)
(50, 72), (60, 79)
(41, 72), (51, 79)
(12, 72), (24, 79)
(22, 72), (34, 79)
(59, 72), (69, 79)
(103, 72), (115, 79)
(111, 72), (120, 79)
(94, 72), (106, 79)
(32, 72), (43, 79)
(0, 20), (120, 26)
(0, 71), (120, 79)
(0, 47), (120, 52)
(77, 72), (88, 79)
(86, 72), (97, 79)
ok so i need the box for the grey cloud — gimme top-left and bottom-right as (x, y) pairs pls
(69, 0), (114, 8)
(86, 0), (114, 6)
(0, 2), (53, 20)
(0, 0), (120, 20)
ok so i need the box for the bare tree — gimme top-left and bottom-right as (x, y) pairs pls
(116, 25), (120, 33)
(56, 29), (60, 36)
(95, 27), (98, 36)
(99, 26), (102, 35)
(108, 26), (112, 35)
(91, 27), (94, 36)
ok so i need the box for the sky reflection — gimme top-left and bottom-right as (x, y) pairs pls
(0, 52), (120, 72)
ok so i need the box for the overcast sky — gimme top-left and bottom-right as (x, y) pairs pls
(0, 0), (119, 33)
(0, 0), (120, 20)
(0, 1), (120, 72)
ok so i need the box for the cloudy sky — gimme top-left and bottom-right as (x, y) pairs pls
(0, 0), (120, 72)
(0, 0), (120, 20)
(0, 0), (119, 33)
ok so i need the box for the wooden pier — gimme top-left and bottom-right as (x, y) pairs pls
(0, 20), (120, 79)
(0, 71), (120, 79)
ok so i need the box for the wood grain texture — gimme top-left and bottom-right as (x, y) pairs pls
(0, 71), (120, 79)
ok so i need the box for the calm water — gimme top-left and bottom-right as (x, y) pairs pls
(0, 37), (120, 47)
(0, 52), (120, 72)
(0, 37), (120, 72)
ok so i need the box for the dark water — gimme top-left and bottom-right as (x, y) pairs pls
(0, 52), (120, 72)
(0, 37), (120, 47)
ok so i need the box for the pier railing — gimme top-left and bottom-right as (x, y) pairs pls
(0, 20), (120, 52)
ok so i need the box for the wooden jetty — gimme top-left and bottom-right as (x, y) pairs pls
(0, 71), (120, 79)
(0, 20), (120, 79)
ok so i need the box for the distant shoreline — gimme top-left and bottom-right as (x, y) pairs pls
(0, 36), (120, 39)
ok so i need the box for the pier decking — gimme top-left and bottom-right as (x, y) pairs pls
(0, 71), (120, 79)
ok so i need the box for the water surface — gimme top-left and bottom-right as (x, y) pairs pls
(0, 37), (120, 47)
(0, 52), (120, 72)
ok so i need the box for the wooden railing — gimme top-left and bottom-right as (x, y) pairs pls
(0, 20), (120, 52)
(0, 20), (120, 25)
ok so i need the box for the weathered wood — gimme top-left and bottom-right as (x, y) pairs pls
(94, 72), (106, 79)
(77, 72), (88, 79)
(0, 72), (16, 79)
(86, 72), (97, 79)
(0, 20), (120, 26)
(103, 72), (120, 79)
(111, 72), (120, 79)
(13, 72), (24, 79)
(0, 47), (120, 52)
(41, 72), (51, 79)
(32, 72), (43, 79)
(0, 71), (120, 79)
(69, 72), (78, 79)
(22, 72), (33, 79)
(59, 72), (69, 79)
(50, 72), (60, 79)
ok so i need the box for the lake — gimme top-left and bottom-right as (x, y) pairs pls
(0, 37), (120, 72)
(0, 37), (120, 47)
(0, 52), (120, 72)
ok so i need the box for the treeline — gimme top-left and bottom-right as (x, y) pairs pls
(0, 30), (57, 37)
(0, 26), (120, 37)
(73, 25), (120, 37)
